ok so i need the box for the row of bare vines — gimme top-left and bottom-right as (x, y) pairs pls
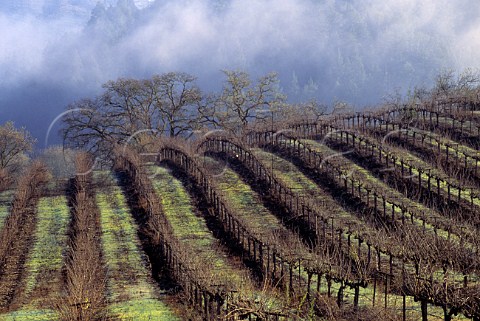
(157, 144), (375, 318)
(334, 113), (479, 171)
(246, 131), (480, 320)
(289, 121), (480, 218)
(114, 147), (293, 320)
(0, 161), (49, 310)
(58, 153), (107, 320)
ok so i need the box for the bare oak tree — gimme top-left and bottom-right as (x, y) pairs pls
(199, 70), (286, 134)
(0, 121), (35, 175)
(152, 72), (202, 137)
(62, 98), (117, 156)
(432, 69), (480, 100)
(271, 99), (327, 124)
(62, 72), (202, 157)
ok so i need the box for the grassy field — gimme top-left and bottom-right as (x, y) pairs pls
(95, 171), (179, 321)
(200, 157), (292, 240)
(301, 138), (479, 245)
(203, 153), (461, 320)
(399, 128), (479, 167)
(1, 100), (479, 319)
(0, 196), (69, 320)
(147, 164), (287, 313)
(324, 130), (480, 209)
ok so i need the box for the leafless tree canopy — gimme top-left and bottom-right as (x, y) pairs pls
(432, 69), (480, 99)
(62, 70), (316, 157)
(62, 72), (203, 155)
(0, 121), (35, 175)
(198, 70), (286, 133)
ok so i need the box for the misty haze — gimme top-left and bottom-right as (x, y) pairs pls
(1, 0), (479, 145)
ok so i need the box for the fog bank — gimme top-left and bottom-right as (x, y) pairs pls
(1, 0), (479, 144)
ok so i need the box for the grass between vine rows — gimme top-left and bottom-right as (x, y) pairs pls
(199, 156), (389, 316)
(301, 138), (479, 247)
(146, 164), (288, 313)
(0, 196), (69, 320)
(250, 148), (470, 320)
(325, 131), (480, 209)
(303, 139), (480, 285)
(395, 128), (479, 170)
(94, 170), (179, 321)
